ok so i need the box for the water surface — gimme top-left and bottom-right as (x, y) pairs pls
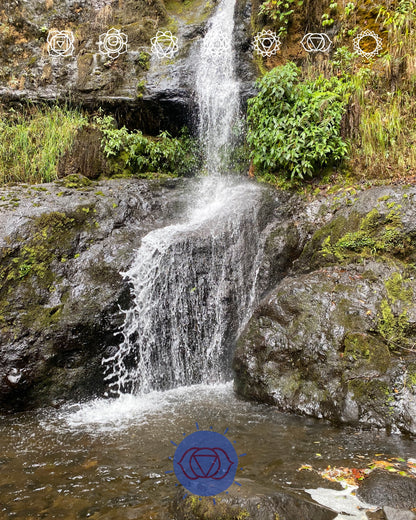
(1, 384), (415, 519)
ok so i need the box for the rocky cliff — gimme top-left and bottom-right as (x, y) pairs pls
(0, 176), (190, 409)
(0, 0), (256, 134)
(2, 176), (415, 438)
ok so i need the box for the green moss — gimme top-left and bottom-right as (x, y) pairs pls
(0, 209), (91, 331)
(377, 272), (414, 351)
(165, 0), (215, 25)
(0, 212), (76, 285)
(348, 379), (392, 411)
(378, 299), (410, 350)
(136, 51), (150, 70)
(385, 272), (413, 304)
(137, 80), (146, 98)
(301, 214), (352, 265)
(58, 174), (92, 189)
(343, 332), (391, 373)
(320, 207), (413, 263)
(405, 363), (416, 388)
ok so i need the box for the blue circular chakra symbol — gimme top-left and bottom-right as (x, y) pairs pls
(173, 430), (238, 496)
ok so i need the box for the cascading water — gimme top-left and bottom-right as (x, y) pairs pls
(195, 0), (240, 174)
(103, 0), (265, 396)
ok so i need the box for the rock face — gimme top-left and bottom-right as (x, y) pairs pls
(234, 186), (416, 435)
(0, 0), (255, 134)
(0, 176), (191, 409)
(2, 176), (416, 434)
(173, 481), (337, 520)
(0, 176), (285, 410)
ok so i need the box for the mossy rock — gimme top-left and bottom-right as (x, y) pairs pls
(342, 332), (390, 374)
(176, 495), (250, 520)
(57, 174), (93, 189)
(299, 202), (416, 271)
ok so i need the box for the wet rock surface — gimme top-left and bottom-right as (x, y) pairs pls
(383, 507), (416, 520)
(0, 177), (288, 410)
(357, 470), (416, 510)
(235, 185), (416, 435)
(0, 176), (191, 409)
(172, 481), (337, 520)
(2, 178), (416, 435)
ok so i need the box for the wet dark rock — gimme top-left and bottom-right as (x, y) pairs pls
(234, 186), (416, 435)
(383, 507), (416, 520)
(172, 481), (337, 520)
(367, 510), (388, 520)
(357, 470), (416, 510)
(0, 177), (191, 410)
(234, 0), (258, 104)
(0, 177), (290, 410)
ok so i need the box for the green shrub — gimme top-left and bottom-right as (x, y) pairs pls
(95, 115), (199, 177)
(246, 63), (350, 181)
(258, 0), (303, 37)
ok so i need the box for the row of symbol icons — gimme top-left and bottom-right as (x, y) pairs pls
(46, 28), (178, 59)
(254, 28), (383, 58)
(46, 27), (383, 61)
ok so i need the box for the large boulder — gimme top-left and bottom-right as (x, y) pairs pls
(0, 177), (292, 410)
(357, 470), (416, 510)
(0, 176), (190, 409)
(172, 481), (337, 520)
(234, 186), (416, 435)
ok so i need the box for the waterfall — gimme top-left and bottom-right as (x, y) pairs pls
(195, 0), (240, 174)
(103, 0), (265, 396)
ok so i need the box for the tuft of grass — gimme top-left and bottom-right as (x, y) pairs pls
(353, 88), (416, 178)
(0, 104), (87, 185)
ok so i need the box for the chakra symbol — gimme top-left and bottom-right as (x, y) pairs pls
(178, 447), (234, 480)
(353, 29), (383, 59)
(253, 29), (281, 57)
(98, 28), (128, 60)
(202, 34), (228, 59)
(151, 30), (179, 59)
(47, 30), (75, 57)
(301, 33), (332, 53)
(167, 424), (245, 499)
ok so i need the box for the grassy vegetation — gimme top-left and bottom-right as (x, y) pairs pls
(329, 0), (416, 183)
(251, 0), (416, 188)
(0, 106), (199, 186)
(357, 90), (416, 175)
(0, 104), (87, 185)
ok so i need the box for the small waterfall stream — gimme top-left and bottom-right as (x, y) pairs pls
(195, 0), (240, 174)
(103, 0), (264, 396)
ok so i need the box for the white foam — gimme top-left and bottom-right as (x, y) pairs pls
(306, 485), (379, 519)
(60, 383), (233, 431)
